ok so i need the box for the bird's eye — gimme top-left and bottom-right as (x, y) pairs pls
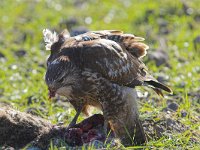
(58, 78), (64, 83)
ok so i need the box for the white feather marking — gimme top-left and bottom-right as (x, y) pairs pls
(43, 29), (59, 50)
(74, 35), (82, 41)
(123, 53), (127, 59)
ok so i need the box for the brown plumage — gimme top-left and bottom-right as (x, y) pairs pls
(43, 29), (172, 145)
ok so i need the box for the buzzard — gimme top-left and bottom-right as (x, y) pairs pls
(43, 29), (172, 145)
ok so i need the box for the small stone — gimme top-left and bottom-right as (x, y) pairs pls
(157, 75), (169, 83)
(181, 110), (187, 117)
(148, 50), (169, 67)
(167, 102), (179, 111)
(14, 49), (27, 57)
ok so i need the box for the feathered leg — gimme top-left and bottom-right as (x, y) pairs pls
(99, 80), (146, 146)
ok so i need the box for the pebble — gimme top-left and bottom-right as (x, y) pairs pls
(148, 50), (169, 67)
(167, 102), (179, 111)
(181, 110), (187, 117)
(14, 49), (27, 57)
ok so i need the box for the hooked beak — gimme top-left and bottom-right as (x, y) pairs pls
(48, 88), (56, 100)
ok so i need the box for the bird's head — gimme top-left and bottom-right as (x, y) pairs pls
(43, 29), (77, 99)
(45, 56), (80, 99)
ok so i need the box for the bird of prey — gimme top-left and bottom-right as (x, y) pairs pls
(43, 29), (172, 145)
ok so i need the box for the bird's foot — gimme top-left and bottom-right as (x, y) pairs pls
(66, 109), (82, 130)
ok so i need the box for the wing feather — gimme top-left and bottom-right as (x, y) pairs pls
(90, 30), (149, 58)
(52, 30), (172, 94)
(60, 30), (148, 58)
(59, 38), (145, 86)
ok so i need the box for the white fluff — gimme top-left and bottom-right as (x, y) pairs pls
(43, 29), (58, 50)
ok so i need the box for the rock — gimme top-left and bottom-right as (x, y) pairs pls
(167, 102), (179, 111)
(157, 75), (169, 83)
(148, 50), (169, 67)
(181, 110), (187, 117)
(157, 76), (165, 83)
(14, 49), (27, 57)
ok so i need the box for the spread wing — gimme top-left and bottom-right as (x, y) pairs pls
(57, 35), (172, 94)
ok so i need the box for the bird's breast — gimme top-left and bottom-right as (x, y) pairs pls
(56, 86), (72, 97)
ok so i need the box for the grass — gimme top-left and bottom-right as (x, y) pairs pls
(0, 0), (200, 149)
